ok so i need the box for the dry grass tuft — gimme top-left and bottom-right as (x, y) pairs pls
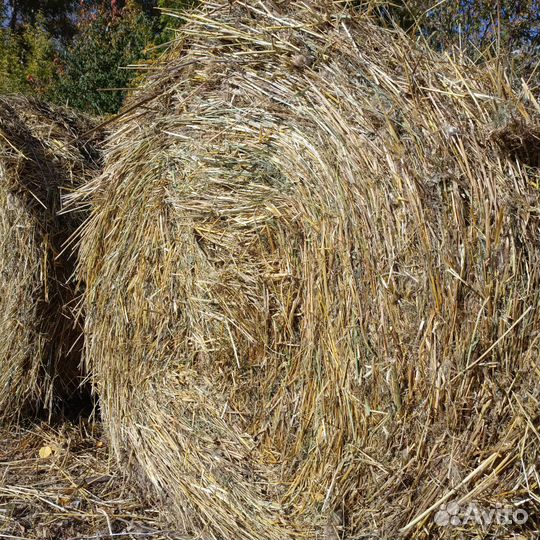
(77, 1), (540, 538)
(0, 96), (101, 424)
(0, 421), (180, 539)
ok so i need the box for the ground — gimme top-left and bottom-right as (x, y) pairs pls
(0, 421), (180, 540)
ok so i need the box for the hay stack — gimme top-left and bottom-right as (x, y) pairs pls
(0, 96), (100, 423)
(78, 1), (539, 537)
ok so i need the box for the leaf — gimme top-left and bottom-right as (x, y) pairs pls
(38, 445), (53, 459)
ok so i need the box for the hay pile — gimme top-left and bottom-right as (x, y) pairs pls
(78, 1), (540, 538)
(0, 96), (100, 423)
(0, 421), (174, 538)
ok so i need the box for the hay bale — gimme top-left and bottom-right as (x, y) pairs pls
(0, 96), (100, 423)
(78, 2), (540, 537)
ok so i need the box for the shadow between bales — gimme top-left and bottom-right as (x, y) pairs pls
(0, 97), (100, 423)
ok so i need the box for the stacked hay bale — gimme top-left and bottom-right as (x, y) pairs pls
(0, 96), (100, 423)
(78, 1), (539, 538)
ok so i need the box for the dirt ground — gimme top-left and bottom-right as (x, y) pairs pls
(0, 421), (181, 540)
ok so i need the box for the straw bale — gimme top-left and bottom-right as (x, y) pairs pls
(78, 2), (540, 537)
(0, 96), (100, 423)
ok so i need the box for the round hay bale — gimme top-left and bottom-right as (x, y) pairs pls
(78, 2), (540, 537)
(0, 96), (100, 423)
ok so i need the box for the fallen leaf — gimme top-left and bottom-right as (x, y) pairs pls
(38, 445), (53, 459)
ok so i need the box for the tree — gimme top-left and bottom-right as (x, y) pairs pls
(50, 1), (162, 114)
(0, 28), (26, 93)
(385, 1), (540, 57)
(0, 12), (56, 95)
(23, 12), (57, 94)
(1, 0), (80, 42)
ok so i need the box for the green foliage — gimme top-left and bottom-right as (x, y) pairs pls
(387, 1), (540, 56)
(0, 29), (26, 93)
(0, 13), (57, 95)
(23, 13), (58, 94)
(50, 4), (162, 115)
(0, 1), (203, 114)
(157, 0), (197, 42)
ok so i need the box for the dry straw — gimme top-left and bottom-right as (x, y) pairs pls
(0, 96), (100, 424)
(0, 422), (175, 538)
(77, 1), (539, 537)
